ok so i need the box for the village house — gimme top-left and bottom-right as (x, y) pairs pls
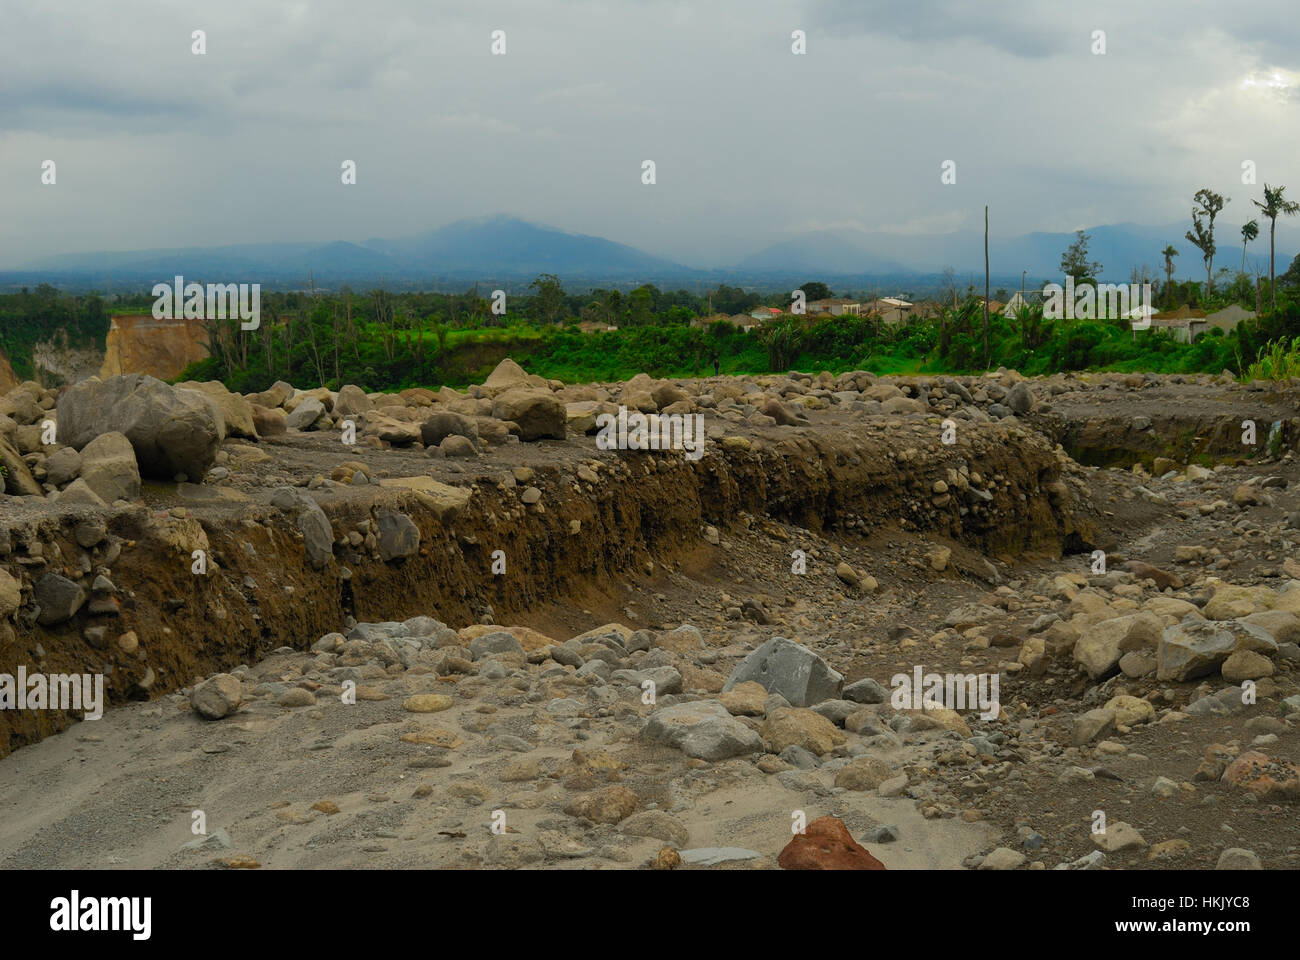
(805, 298), (862, 316)
(1146, 304), (1254, 343)
(1149, 306), (1208, 344)
(749, 306), (784, 321)
(862, 297), (914, 325)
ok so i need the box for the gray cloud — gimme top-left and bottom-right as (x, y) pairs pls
(809, 0), (1066, 57)
(2, 0), (1298, 271)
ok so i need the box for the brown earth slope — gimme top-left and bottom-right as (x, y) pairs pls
(100, 314), (208, 381)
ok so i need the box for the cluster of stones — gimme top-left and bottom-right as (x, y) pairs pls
(0, 513), (150, 692)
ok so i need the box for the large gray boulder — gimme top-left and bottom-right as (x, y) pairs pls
(248, 381), (295, 410)
(420, 411), (479, 447)
(57, 374), (222, 480)
(641, 701), (764, 761)
(491, 388), (566, 441)
(482, 358), (532, 395)
(1006, 382), (1034, 415)
(250, 404), (286, 437)
(1073, 612), (1161, 679)
(722, 636), (843, 707)
(44, 446), (82, 487)
(177, 381), (258, 439)
(1157, 620), (1277, 681)
(285, 396), (327, 431)
(78, 432), (140, 503)
(761, 398), (804, 426)
(334, 384), (373, 418)
(360, 412), (420, 445)
(469, 631), (526, 661)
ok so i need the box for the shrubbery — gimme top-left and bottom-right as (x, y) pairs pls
(5, 285), (1298, 390)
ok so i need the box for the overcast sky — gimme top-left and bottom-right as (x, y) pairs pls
(2, 0), (1298, 268)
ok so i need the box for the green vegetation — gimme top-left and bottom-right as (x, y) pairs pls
(7, 180), (1300, 392)
(4, 273), (1300, 393)
(0, 283), (110, 381)
(165, 282), (1298, 391)
(1185, 188), (1229, 296)
(1242, 336), (1300, 381)
(1253, 184), (1300, 310)
(1060, 229), (1102, 285)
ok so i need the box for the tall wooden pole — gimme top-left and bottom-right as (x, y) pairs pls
(984, 205), (990, 367)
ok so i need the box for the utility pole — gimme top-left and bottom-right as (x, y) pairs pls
(983, 205), (990, 367)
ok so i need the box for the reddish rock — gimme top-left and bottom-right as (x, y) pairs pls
(777, 816), (886, 870)
(1222, 751), (1300, 802)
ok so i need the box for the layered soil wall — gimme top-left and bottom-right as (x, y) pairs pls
(0, 418), (1091, 756)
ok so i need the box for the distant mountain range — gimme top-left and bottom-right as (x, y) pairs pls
(14, 216), (689, 291)
(740, 221), (1298, 284)
(7, 214), (1297, 294)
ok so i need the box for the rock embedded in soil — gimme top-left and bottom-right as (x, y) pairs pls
(564, 785), (640, 825)
(1216, 848), (1262, 870)
(1091, 822), (1147, 853)
(376, 509), (420, 561)
(297, 503), (334, 570)
(834, 756), (894, 791)
(979, 847), (1027, 870)
(33, 573), (86, 626)
(680, 847), (761, 866)
(402, 694), (454, 713)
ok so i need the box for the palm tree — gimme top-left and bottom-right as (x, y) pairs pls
(1240, 219), (1260, 273)
(756, 317), (804, 372)
(1161, 245), (1178, 308)
(1252, 184), (1300, 310)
